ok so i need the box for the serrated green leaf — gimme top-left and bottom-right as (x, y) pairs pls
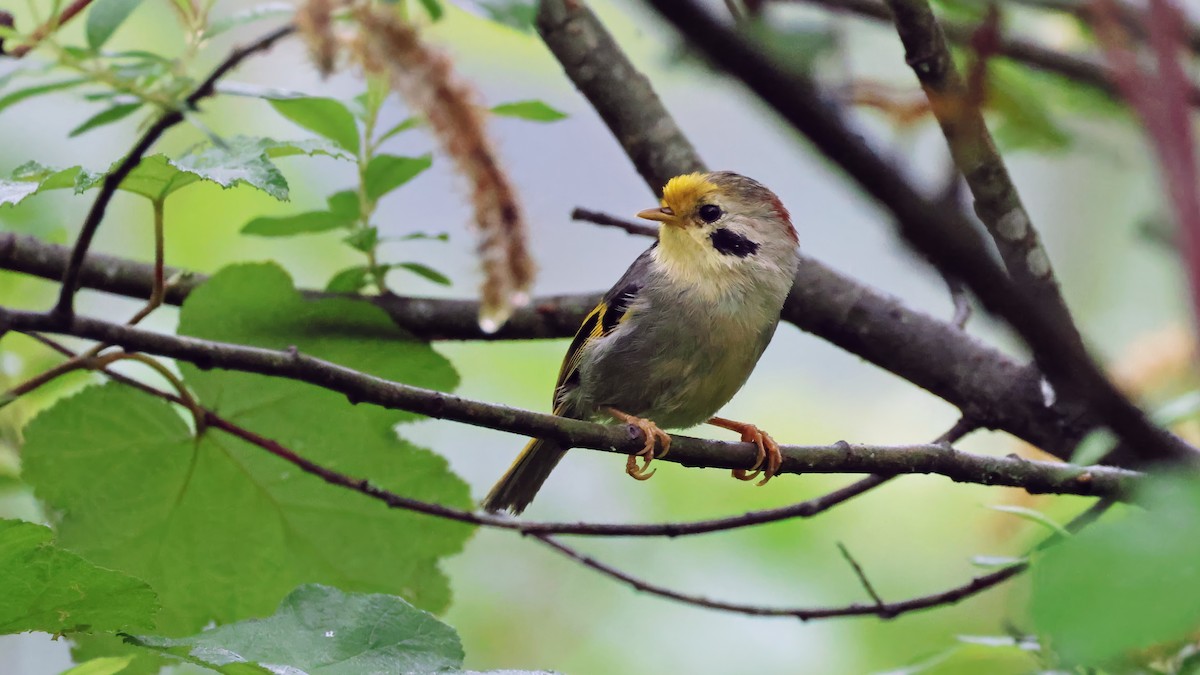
(0, 518), (158, 635)
(86, 0), (145, 50)
(325, 266), (371, 293)
(60, 656), (137, 675)
(376, 117), (421, 144)
(69, 102), (142, 137)
(327, 190), (360, 221)
(170, 144), (289, 201)
(130, 584), (464, 675)
(396, 262), (451, 286)
(986, 504), (1070, 537)
(241, 210), (352, 237)
(417, 0), (444, 20)
(0, 162), (91, 207)
(364, 153), (431, 202)
(202, 2), (294, 40)
(490, 100), (567, 122)
(343, 227), (379, 252)
(0, 78), (88, 114)
(1033, 476), (1200, 665)
(269, 97), (361, 154)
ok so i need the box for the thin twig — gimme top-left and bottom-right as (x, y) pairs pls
(778, 0), (1200, 105)
(5, 0), (94, 59)
(571, 208), (660, 237)
(837, 542), (886, 608)
(530, 497), (1114, 620)
(53, 24), (296, 318)
(0, 310), (1141, 500)
(642, 0), (1198, 467)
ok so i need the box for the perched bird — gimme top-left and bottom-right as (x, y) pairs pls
(483, 171), (799, 514)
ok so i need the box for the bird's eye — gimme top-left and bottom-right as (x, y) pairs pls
(698, 204), (722, 223)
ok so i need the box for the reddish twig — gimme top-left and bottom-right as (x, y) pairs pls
(1092, 0), (1200, 330)
(5, 0), (94, 58)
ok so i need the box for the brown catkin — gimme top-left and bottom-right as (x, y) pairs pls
(296, 0), (338, 77)
(354, 5), (535, 331)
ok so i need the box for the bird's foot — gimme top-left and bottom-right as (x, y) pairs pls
(605, 407), (671, 481)
(708, 417), (782, 486)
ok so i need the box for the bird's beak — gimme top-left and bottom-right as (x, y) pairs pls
(637, 206), (675, 224)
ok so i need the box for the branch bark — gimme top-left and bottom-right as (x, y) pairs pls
(882, 0), (1080, 347)
(641, 0), (1197, 466)
(0, 307), (1140, 499)
(0, 230), (1097, 460)
(783, 0), (1200, 105)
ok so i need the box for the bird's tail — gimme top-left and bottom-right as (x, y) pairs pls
(482, 437), (568, 514)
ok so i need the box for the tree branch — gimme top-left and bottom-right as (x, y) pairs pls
(642, 0), (1197, 466)
(4, 0), (94, 58)
(52, 24), (296, 318)
(882, 0), (1080, 348)
(0, 307), (1140, 499)
(0, 230), (1100, 461)
(781, 0), (1200, 105)
(530, 497), (1114, 620)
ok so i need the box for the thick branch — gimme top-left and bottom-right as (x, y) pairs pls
(883, 0), (1079, 347)
(643, 0), (1196, 466)
(536, 0), (705, 191)
(0, 230), (1104, 459)
(0, 307), (1140, 499)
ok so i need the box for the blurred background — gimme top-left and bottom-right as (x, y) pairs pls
(0, 0), (1187, 672)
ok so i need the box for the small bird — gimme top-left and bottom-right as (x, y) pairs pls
(483, 171), (799, 514)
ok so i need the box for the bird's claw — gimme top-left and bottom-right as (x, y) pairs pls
(730, 424), (781, 486)
(612, 411), (670, 481)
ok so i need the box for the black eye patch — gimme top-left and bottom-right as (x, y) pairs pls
(709, 228), (759, 257)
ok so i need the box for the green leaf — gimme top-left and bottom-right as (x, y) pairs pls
(202, 2), (295, 40)
(343, 226), (379, 253)
(364, 153), (432, 202)
(269, 97), (361, 154)
(0, 162), (92, 207)
(69, 102), (143, 137)
(129, 584), (464, 674)
(477, 0), (536, 32)
(241, 210), (353, 237)
(0, 78), (88, 114)
(396, 262), (451, 286)
(490, 100), (567, 122)
(169, 143), (289, 201)
(326, 190), (360, 221)
(60, 656), (137, 675)
(417, 0), (444, 20)
(986, 61), (1072, 153)
(376, 117), (420, 144)
(1032, 476), (1200, 665)
(325, 266), (372, 293)
(986, 504), (1070, 537)
(86, 0), (145, 50)
(21, 264), (467, 637)
(0, 518), (157, 635)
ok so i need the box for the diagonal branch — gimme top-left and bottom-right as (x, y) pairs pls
(0, 307), (1141, 499)
(882, 0), (1081, 348)
(52, 24), (296, 318)
(641, 0), (1197, 467)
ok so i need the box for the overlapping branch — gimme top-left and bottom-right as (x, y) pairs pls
(642, 0), (1196, 467)
(0, 307), (1138, 500)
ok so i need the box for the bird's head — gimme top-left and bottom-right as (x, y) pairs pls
(637, 171), (798, 295)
